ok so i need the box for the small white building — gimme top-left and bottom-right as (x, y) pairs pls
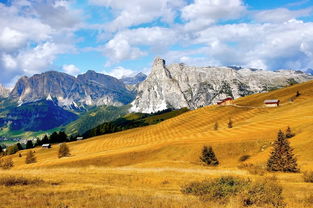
(76, 137), (83, 140)
(264, 99), (280, 107)
(42, 144), (51, 149)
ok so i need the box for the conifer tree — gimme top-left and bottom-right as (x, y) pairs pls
(42, 135), (49, 144)
(228, 118), (233, 128)
(25, 140), (33, 149)
(267, 130), (299, 172)
(200, 146), (219, 166)
(25, 151), (36, 164)
(16, 143), (23, 150)
(58, 143), (70, 158)
(214, 122), (219, 131)
(285, 126), (295, 139)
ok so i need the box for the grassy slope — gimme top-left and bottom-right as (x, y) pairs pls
(2, 80), (313, 208)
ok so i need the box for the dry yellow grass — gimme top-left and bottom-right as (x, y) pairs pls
(1, 80), (313, 207)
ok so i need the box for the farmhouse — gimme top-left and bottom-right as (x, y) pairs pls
(264, 99), (280, 107)
(42, 144), (51, 149)
(76, 137), (83, 140)
(217, 97), (233, 105)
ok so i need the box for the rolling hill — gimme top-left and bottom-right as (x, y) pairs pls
(2, 80), (313, 208)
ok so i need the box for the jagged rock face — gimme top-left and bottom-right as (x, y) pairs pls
(131, 58), (313, 113)
(10, 70), (135, 108)
(0, 84), (9, 98)
(120, 72), (147, 85)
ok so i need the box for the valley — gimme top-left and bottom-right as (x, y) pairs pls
(0, 80), (312, 207)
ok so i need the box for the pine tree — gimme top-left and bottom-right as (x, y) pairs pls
(285, 126), (295, 139)
(267, 130), (299, 172)
(228, 118), (233, 128)
(214, 122), (219, 131)
(200, 146), (219, 166)
(41, 135), (49, 144)
(58, 143), (70, 158)
(25, 140), (33, 149)
(16, 143), (23, 150)
(25, 151), (36, 164)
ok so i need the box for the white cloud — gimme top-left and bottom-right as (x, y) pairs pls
(62, 64), (81, 76)
(181, 0), (246, 31)
(254, 8), (312, 23)
(104, 66), (137, 79)
(103, 27), (178, 64)
(89, 0), (186, 31)
(0, 1), (82, 86)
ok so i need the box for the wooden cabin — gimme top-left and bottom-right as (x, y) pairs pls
(217, 97), (233, 106)
(42, 144), (51, 149)
(264, 99), (280, 107)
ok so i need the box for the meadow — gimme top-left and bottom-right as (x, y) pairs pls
(1, 80), (313, 208)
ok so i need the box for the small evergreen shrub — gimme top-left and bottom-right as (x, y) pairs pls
(200, 146), (219, 166)
(25, 151), (36, 164)
(228, 119), (233, 128)
(285, 126), (295, 139)
(239, 155), (251, 162)
(58, 143), (70, 158)
(303, 171), (313, 183)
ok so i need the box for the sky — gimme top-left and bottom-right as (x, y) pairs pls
(0, 0), (313, 87)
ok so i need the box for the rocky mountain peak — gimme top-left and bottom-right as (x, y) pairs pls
(9, 70), (135, 109)
(131, 58), (313, 113)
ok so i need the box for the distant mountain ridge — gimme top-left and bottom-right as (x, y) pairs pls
(131, 58), (313, 113)
(10, 70), (135, 109)
(120, 72), (147, 85)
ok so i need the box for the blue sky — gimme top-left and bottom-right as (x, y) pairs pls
(0, 0), (313, 87)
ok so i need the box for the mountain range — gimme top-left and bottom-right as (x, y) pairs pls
(131, 58), (313, 113)
(10, 70), (136, 109)
(0, 57), (312, 137)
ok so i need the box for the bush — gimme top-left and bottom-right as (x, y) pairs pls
(6, 144), (19, 155)
(0, 157), (14, 170)
(0, 176), (43, 186)
(200, 146), (219, 166)
(58, 143), (70, 158)
(303, 171), (313, 183)
(239, 155), (251, 162)
(240, 177), (285, 207)
(181, 176), (249, 203)
(25, 151), (36, 164)
(182, 176), (285, 207)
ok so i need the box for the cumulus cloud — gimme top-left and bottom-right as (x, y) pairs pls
(89, 0), (186, 31)
(181, 0), (246, 31)
(254, 8), (312, 23)
(0, 0), (82, 86)
(103, 27), (178, 64)
(104, 66), (137, 79)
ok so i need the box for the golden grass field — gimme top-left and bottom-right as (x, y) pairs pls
(1, 80), (313, 208)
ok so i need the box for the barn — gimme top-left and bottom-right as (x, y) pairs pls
(264, 99), (280, 107)
(217, 97), (233, 105)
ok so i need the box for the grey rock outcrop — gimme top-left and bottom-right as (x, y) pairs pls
(0, 84), (9, 98)
(10, 70), (135, 109)
(131, 57), (313, 113)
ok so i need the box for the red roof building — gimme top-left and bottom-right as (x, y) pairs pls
(217, 97), (233, 105)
